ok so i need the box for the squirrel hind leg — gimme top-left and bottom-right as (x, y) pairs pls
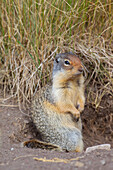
(75, 140), (84, 152)
(23, 139), (62, 151)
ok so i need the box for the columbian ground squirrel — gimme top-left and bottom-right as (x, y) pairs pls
(24, 53), (85, 152)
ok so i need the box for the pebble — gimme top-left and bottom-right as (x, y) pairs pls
(75, 161), (84, 167)
(11, 147), (14, 151)
(85, 144), (111, 153)
(100, 160), (106, 165)
(24, 120), (29, 124)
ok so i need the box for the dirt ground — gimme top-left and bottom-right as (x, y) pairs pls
(0, 92), (113, 170)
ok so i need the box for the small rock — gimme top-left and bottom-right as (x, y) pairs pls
(24, 120), (29, 124)
(85, 144), (111, 153)
(100, 160), (106, 165)
(11, 147), (14, 151)
(75, 161), (84, 167)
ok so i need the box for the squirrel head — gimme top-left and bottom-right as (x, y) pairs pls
(52, 53), (84, 81)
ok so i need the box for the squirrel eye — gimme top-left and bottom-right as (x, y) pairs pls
(64, 60), (70, 66)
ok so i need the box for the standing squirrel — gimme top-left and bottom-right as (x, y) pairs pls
(24, 53), (85, 152)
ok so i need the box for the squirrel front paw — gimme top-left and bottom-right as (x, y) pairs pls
(74, 110), (80, 118)
(69, 108), (80, 118)
(70, 109), (80, 122)
(76, 98), (85, 112)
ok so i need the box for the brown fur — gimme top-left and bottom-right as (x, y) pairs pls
(24, 53), (85, 152)
(52, 55), (85, 118)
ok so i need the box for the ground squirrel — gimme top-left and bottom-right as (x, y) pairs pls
(24, 53), (85, 152)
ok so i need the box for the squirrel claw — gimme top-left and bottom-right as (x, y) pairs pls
(75, 117), (79, 122)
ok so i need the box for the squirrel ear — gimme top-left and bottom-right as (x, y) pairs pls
(55, 57), (60, 63)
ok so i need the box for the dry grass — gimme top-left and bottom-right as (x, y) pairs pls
(0, 0), (113, 108)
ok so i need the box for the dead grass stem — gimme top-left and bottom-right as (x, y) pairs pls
(0, 0), (113, 108)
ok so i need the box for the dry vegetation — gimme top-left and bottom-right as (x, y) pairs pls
(0, 0), (113, 108)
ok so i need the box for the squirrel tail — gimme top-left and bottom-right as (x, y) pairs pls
(23, 139), (62, 151)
